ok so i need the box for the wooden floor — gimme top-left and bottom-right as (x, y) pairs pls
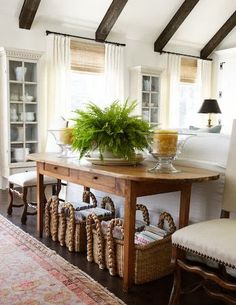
(0, 189), (224, 305)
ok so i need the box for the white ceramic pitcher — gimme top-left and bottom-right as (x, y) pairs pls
(15, 67), (27, 81)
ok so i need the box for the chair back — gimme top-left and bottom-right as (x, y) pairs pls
(222, 119), (236, 213)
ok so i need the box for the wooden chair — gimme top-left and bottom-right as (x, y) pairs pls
(7, 171), (61, 224)
(169, 119), (236, 305)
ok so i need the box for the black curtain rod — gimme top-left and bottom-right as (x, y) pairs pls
(160, 50), (212, 61)
(46, 30), (126, 47)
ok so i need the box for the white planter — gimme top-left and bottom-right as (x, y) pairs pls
(89, 150), (117, 159)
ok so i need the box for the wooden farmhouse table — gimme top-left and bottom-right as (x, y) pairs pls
(28, 152), (220, 291)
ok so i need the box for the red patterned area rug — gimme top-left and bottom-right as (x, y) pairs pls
(0, 214), (126, 305)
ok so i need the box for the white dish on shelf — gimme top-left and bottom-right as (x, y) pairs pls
(85, 153), (144, 166)
(19, 95), (35, 102)
(26, 95), (35, 102)
(20, 112), (35, 122)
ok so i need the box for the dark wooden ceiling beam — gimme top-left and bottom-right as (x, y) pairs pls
(200, 11), (236, 59)
(96, 0), (128, 42)
(154, 0), (199, 52)
(19, 0), (41, 30)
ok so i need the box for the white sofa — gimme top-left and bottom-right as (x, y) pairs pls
(66, 133), (230, 226)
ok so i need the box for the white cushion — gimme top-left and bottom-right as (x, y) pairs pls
(172, 219), (236, 268)
(9, 171), (57, 187)
(75, 207), (113, 222)
(58, 201), (94, 213)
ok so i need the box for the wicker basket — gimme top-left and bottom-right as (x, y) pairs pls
(60, 196), (116, 252)
(86, 209), (176, 284)
(44, 191), (97, 243)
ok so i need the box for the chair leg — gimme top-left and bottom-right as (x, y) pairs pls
(21, 187), (28, 224)
(168, 265), (182, 305)
(7, 183), (14, 215)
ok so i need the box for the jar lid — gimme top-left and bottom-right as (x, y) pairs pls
(154, 129), (178, 134)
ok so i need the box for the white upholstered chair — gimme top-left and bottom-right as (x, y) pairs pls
(169, 120), (236, 305)
(7, 171), (61, 224)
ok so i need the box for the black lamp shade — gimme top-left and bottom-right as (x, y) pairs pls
(198, 99), (221, 114)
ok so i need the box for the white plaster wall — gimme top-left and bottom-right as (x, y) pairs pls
(213, 48), (236, 134)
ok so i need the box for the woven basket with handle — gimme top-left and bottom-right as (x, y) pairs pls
(60, 195), (116, 252)
(44, 191), (97, 246)
(87, 208), (176, 284)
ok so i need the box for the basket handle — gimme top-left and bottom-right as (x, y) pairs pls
(82, 191), (97, 207)
(60, 203), (75, 250)
(44, 196), (59, 240)
(44, 196), (53, 237)
(157, 211), (176, 234)
(136, 203), (150, 225)
(86, 213), (105, 270)
(101, 196), (116, 217)
(107, 218), (124, 276)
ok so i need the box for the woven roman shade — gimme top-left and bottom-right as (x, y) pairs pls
(180, 58), (197, 83)
(70, 40), (105, 73)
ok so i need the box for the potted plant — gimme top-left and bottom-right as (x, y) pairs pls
(71, 100), (152, 160)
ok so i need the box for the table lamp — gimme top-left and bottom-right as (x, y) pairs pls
(198, 99), (221, 127)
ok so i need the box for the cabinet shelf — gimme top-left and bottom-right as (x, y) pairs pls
(142, 90), (159, 94)
(26, 141), (38, 144)
(11, 121), (38, 124)
(9, 161), (36, 167)
(9, 80), (37, 85)
(10, 101), (37, 104)
(11, 141), (24, 144)
(25, 82), (37, 85)
(9, 80), (23, 84)
(25, 101), (37, 104)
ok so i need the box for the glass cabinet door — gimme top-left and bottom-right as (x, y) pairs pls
(141, 74), (160, 126)
(9, 60), (38, 164)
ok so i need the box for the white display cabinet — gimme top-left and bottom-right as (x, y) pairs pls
(0, 48), (42, 188)
(130, 66), (162, 127)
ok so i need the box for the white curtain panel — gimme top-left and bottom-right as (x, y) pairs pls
(198, 59), (212, 100)
(166, 54), (181, 128)
(104, 44), (125, 104)
(197, 59), (213, 126)
(40, 34), (71, 151)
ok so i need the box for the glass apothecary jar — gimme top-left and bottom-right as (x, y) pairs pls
(149, 130), (179, 173)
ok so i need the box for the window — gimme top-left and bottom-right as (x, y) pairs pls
(69, 40), (105, 112)
(178, 83), (200, 128)
(178, 57), (200, 128)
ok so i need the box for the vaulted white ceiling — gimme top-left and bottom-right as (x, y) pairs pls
(1, 0), (236, 52)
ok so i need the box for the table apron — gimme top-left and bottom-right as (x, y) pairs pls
(38, 162), (188, 197)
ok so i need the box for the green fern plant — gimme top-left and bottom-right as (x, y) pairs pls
(71, 100), (152, 160)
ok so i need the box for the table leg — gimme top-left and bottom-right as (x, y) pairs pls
(37, 163), (44, 237)
(123, 180), (136, 291)
(179, 184), (192, 228)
